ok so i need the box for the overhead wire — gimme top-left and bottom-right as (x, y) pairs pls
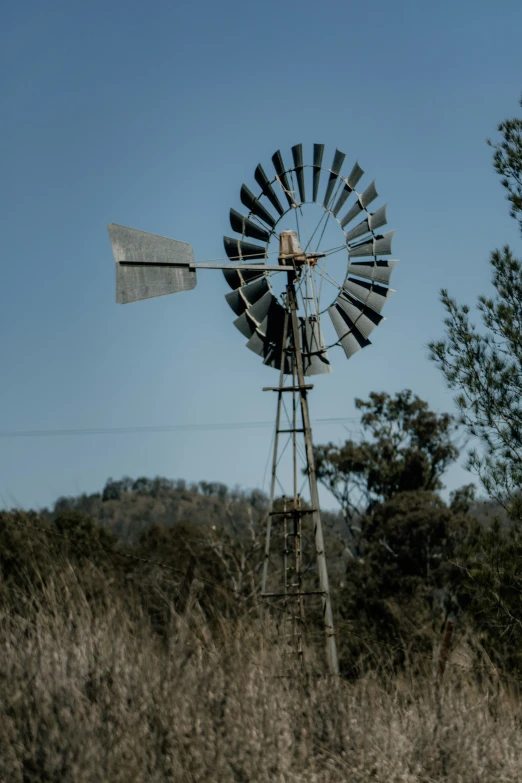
(0, 417), (361, 440)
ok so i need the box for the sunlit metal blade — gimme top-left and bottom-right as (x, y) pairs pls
(224, 277), (270, 316)
(240, 185), (277, 228)
(334, 290), (384, 338)
(360, 181), (378, 208)
(312, 143), (324, 202)
(332, 184), (352, 217)
(108, 224), (197, 304)
(291, 144), (306, 203)
(332, 162), (365, 218)
(349, 230), (395, 258)
(223, 236), (267, 261)
(300, 317), (331, 375)
(340, 200), (363, 228)
(254, 164), (285, 216)
(272, 150), (295, 207)
(230, 209), (271, 242)
(346, 161), (364, 189)
(323, 149), (346, 209)
(342, 277), (394, 312)
(344, 204), (388, 242)
(340, 181), (378, 229)
(369, 204), (388, 231)
(328, 304), (371, 358)
(348, 259), (399, 286)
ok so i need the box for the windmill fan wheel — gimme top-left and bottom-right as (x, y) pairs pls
(222, 144), (398, 376)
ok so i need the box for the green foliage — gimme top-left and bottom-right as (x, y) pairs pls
(429, 98), (522, 511)
(312, 391), (476, 673)
(488, 97), (522, 229)
(314, 390), (459, 538)
(428, 96), (522, 674)
(429, 250), (522, 507)
(338, 490), (474, 673)
(457, 519), (522, 677)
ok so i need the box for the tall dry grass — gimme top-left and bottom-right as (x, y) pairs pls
(1, 560), (522, 782)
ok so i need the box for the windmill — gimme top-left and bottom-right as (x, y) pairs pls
(107, 144), (398, 676)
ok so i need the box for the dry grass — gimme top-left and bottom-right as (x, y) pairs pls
(1, 565), (522, 782)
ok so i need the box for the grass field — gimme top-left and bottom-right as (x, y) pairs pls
(1, 558), (521, 783)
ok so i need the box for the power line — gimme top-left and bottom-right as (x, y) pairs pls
(0, 417), (362, 440)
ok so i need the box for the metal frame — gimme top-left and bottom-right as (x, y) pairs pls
(261, 257), (339, 676)
(107, 144), (399, 680)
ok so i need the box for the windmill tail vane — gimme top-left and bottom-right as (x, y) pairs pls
(107, 143), (398, 676)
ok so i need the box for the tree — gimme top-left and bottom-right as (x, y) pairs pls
(314, 390), (459, 543)
(427, 97), (522, 677)
(338, 488), (474, 674)
(429, 98), (522, 514)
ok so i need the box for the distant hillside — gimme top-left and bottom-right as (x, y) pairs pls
(50, 475), (506, 548)
(50, 476), (347, 568)
(52, 477), (271, 545)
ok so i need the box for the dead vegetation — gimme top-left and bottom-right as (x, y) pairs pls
(1, 555), (521, 783)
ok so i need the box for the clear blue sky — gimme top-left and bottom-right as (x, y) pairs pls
(1, 0), (521, 510)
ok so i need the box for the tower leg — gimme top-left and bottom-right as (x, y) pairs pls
(286, 284), (339, 677)
(261, 281), (339, 677)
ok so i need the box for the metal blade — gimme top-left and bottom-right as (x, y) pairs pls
(272, 150), (295, 208)
(291, 144), (306, 203)
(323, 149), (346, 209)
(108, 224), (197, 304)
(340, 199), (363, 229)
(368, 203), (387, 230)
(230, 209), (271, 242)
(344, 204), (388, 243)
(340, 181), (378, 229)
(333, 163), (365, 218)
(223, 266), (265, 290)
(360, 180), (378, 208)
(263, 304), (292, 372)
(332, 184), (352, 217)
(246, 329), (267, 357)
(346, 161), (364, 189)
(246, 300), (291, 372)
(247, 290), (276, 325)
(223, 236), (267, 261)
(335, 290), (384, 338)
(349, 230), (395, 258)
(313, 143), (324, 202)
(300, 317), (331, 375)
(254, 164), (285, 216)
(342, 277), (394, 312)
(233, 311), (257, 338)
(328, 304), (372, 358)
(348, 259), (399, 286)
(224, 276), (269, 316)
(240, 185), (277, 228)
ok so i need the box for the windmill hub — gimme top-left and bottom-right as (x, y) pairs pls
(277, 229), (323, 269)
